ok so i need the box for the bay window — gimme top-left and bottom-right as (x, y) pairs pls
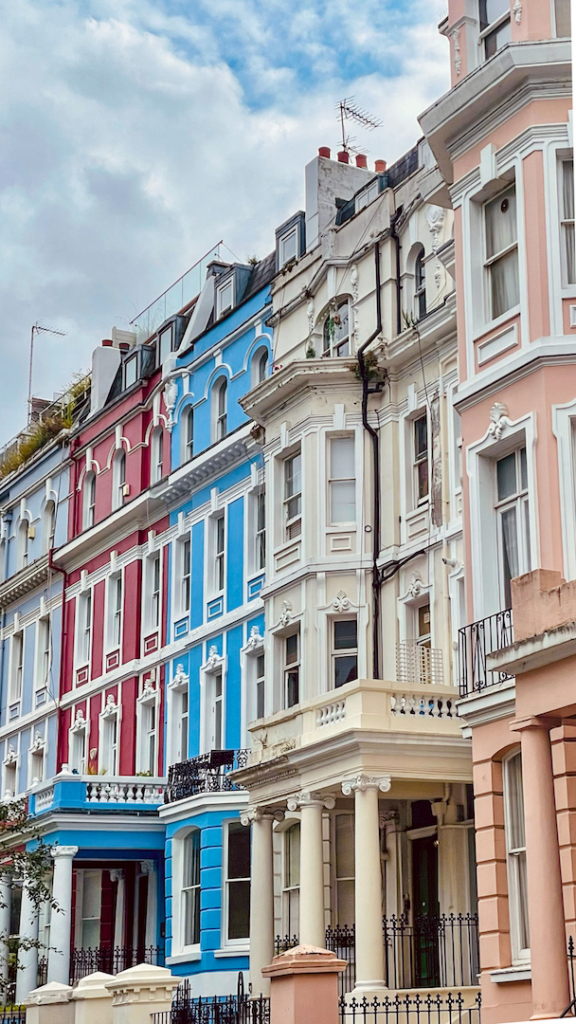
(484, 186), (519, 321)
(496, 447), (530, 607)
(332, 619), (358, 688)
(329, 437), (356, 524)
(284, 451), (302, 540)
(479, 0), (511, 60)
(414, 414), (429, 504)
(560, 160), (575, 286)
(503, 751), (529, 962)
(323, 301), (351, 357)
(182, 829), (201, 947)
(284, 631), (300, 708)
(225, 822), (250, 942)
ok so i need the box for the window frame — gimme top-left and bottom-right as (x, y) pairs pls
(279, 228), (298, 268)
(323, 300), (351, 358)
(10, 630), (24, 703)
(210, 514), (226, 597)
(331, 617), (358, 690)
(100, 707), (119, 776)
(478, 0), (511, 60)
(558, 158), (575, 288)
(149, 552), (161, 633)
(183, 406), (194, 463)
(76, 590), (93, 668)
(35, 615), (51, 693)
(181, 536), (192, 615)
(414, 248), (426, 321)
(151, 427), (164, 484)
(84, 472), (96, 529)
(495, 446), (531, 609)
(107, 573), (123, 652)
(214, 378), (228, 442)
(483, 185), (520, 324)
(329, 435), (356, 526)
(284, 630), (300, 709)
(222, 820), (251, 946)
(217, 279), (234, 318)
(112, 450), (126, 511)
(283, 822), (301, 937)
(413, 412), (430, 507)
(283, 451), (302, 541)
(180, 828), (201, 950)
(503, 749), (530, 964)
(70, 718), (88, 775)
(158, 324), (173, 366)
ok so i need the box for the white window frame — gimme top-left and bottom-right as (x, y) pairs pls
(200, 649), (226, 753)
(18, 520), (29, 570)
(2, 748), (18, 799)
(282, 821), (301, 937)
(10, 629), (24, 703)
(333, 811), (355, 927)
(183, 406), (194, 463)
(43, 500), (55, 553)
(217, 279), (234, 318)
(328, 435), (356, 526)
(112, 450), (126, 511)
(279, 228), (298, 268)
(99, 698), (120, 775)
(29, 732), (45, 786)
(158, 324), (173, 365)
(222, 820), (251, 946)
(248, 488), (266, 575)
(145, 552), (162, 634)
(414, 248), (426, 321)
(151, 427), (164, 484)
(84, 472), (96, 529)
(176, 828), (201, 952)
(552, 399), (576, 580)
(283, 451), (302, 541)
(209, 514), (226, 597)
(168, 667), (190, 765)
(69, 712), (88, 775)
(136, 683), (158, 775)
(240, 627), (265, 739)
(284, 630), (300, 709)
(252, 346), (269, 387)
(558, 158), (575, 288)
(331, 616), (358, 690)
(35, 615), (51, 693)
(107, 572), (123, 652)
(323, 300), (351, 357)
(495, 446), (531, 609)
(412, 411), (430, 509)
(478, 0), (511, 61)
(503, 749), (530, 964)
(177, 535), (192, 617)
(213, 379), (228, 442)
(76, 590), (92, 669)
(483, 185), (520, 324)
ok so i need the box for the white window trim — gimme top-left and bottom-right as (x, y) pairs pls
(112, 450), (126, 511)
(503, 749), (530, 964)
(174, 534), (192, 620)
(2, 745), (18, 799)
(207, 512), (226, 599)
(283, 450), (302, 542)
(151, 427), (164, 485)
(553, 397), (576, 580)
(144, 551), (162, 635)
(330, 615), (358, 691)
(84, 472), (96, 530)
(221, 819), (251, 947)
(105, 571), (123, 654)
(28, 731), (46, 786)
(240, 626), (265, 742)
(69, 710), (89, 775)
(173, 827), (202, 955)
(136, 681), (158, 774)
(328, 434), (357, 527)
(217, 279), (234, 318)
(34, 614), (51, 694)
(181, 405), (194, 464)
(75, 588), (93, 671)
(466, 411), (539, 620)
(279, 228), (298, 268)
(9, 628), (24, 704)
(167, 665), (190, 766)
(199, 648), (227, 754)
(99, 696), (121, 775)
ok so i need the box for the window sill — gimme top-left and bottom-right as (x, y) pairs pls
(213, 946), (250, 958)
(166, 950), (202, 965)
(490, 964), (531, 984)
(473, 307), (520, 343)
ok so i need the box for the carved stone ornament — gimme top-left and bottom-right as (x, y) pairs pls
(163, 378), (178, 433)
(246, 625), (264, 650)
(4, 746), (17, 767)
(171, 664), (189, 690)
(408, 572), (422, 599)
(287, 790), (336, 812)
(140, 679), (156, 702)
(206, 645), (222, 671)
(140, 859), (155, 875)
(278, 600), (292, 627)
(513, 0), (522, 23)
(30, 731), (44, 752)
(102, 694), (119, 718)
(487, 402), (510, 441)
(71, 710), (87, 733)
(333, 590), (350, 614)
(241, 806), (284, 826)
(452, 27), (462, 76)
(350, 264), (359, 303)
(341, 775), (392, 796)
(109, 868), (125, 883)
(307, 298), (315, 335)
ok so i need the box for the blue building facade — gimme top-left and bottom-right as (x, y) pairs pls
(156, 255), (274, 995)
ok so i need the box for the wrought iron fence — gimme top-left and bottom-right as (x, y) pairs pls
(326, 925), (356, 996)
(165, 750), (249, 804)
(383, 913), (480, 989)
(37, 956), (48, 987)
(274, 935), (299, 955)
(458, 609), (513, 697)
(0, 1010), (26, 1024)
(70, 943), (164, 982)
(152, 978), (270, 1024)
(563, 935), (576, 1016)
(339, 991), (482, 1024)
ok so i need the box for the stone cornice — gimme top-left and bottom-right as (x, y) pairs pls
(150, 423), (254, 505)
(0, 554), (52, 609)
(240, 360), (359, 424)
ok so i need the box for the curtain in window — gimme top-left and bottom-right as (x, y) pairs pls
(501, 507), (519, 607)
(563, 162), (575, 284)
(486, 191), (519, 317)
(555, 0), (571, 36)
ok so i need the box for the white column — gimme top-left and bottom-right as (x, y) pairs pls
(141, 860), (157, 949)
(47, 845), (78, 986)
(15, 881), (40, 1003)
(110, 869), (126, 949)
(243, 807), (278, 996)
(342, 775), (391, 994)
(288, 791), (334, 948)
(0, 875), (11, 1004)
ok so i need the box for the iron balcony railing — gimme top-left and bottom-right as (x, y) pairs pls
(458, 609), (514, 697)
(70, 944), (164, 983)
(276, 914), (479, 995)
(164, 749), (249, 804)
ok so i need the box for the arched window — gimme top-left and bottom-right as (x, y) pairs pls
(252, 346), (269, 387)
(112, 450), (126, 510)
(323, 301), (350, 357)
(18, 520), (29, 569)
(183, 406), (194, 462)
(84, 472), (96, 529)
(214, 379), (228, 442)
(43, 500), (55, 553)
(151, 428), (164, 484)
(182, 828), (201, 947)
(415, 248), (426, 320)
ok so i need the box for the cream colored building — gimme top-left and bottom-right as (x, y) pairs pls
(233, 144), (476, 999)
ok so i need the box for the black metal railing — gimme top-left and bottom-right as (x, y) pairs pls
(274, 934), (299, 955)
(562, 935), (576, 1016)
(70, 944), (164, 982)
(383, 913), (480, 989)
(339, 991), (482, 1024)
(326, 925), (356, 996)
(153, 977), (270, 1024)
(165, 750), (249, 803)
(37, 956), (48, 987)
(458, 610), (513, 697)
(0, 1010), (26, 1024)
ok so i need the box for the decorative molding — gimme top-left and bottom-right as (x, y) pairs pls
(205, 645), (223, 672)
(3, 746), (17, 767)
(332, 590), (350, 614)
(170, 664), (189, 691)
(286, 791), (336, 812)
(306, 298), (315, 336)
(487, 402), (511, 441)
(30, 731), (44, 753)
(109, 869), (125, 883)
(350, 265), (359, 303)
(101, 694), (119, 718)
(246, 625), (264, 650)
(70, 710), (87, 734)
(278, 600), (292, 628)
(513, 0), (521, 23)
(240, 806), (285, 826)
(407, 572), (423, 599)
(51, 845), (79, 859)
(140, 859), (156, 875)
(341, 775), (392, 796)
(163, 378), (178, 432)
(452, 28), (461, 76)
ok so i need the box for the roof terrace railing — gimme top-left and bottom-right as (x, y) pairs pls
(130, 241), (223, 343)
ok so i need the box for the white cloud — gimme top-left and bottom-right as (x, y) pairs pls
(0, 0), (449, 445)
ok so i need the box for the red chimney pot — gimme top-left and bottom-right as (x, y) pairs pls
(102, 339), (113, 347)
(118, 342), (130, 352)
(338, 150), (350, 164)
(375, 159), (387, 173)
(318, 146), (331, 159)
(355, 154), (368, 169)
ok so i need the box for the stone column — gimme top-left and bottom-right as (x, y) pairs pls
(241, 807), (277, 996)
(342, 775), (391, 994)
(0, 875), (12, 1003)
(16, 881), (40, 1003)
(288, 792), (334, 948)
(110, 870), (125, 949)
(512, 716), (570, 1017)
(140, 861), (157, 949)
(47, 846), (78, 986)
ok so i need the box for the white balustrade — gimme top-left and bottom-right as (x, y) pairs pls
(316, 700), (347, 728)
(396, 641), (444, 686)
(35, 785), (55, 811)
(85, 777), (165, 804)
(390, 692), (457, 718)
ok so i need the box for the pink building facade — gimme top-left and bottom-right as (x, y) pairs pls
(420, 0), (575, 1019)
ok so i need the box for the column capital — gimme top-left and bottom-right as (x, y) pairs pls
(140, 859), (156, 875)
(287, 791), (335, 812)
(109, 869), (125, 883)
(51, 845), (78, 859)
(241, 806), (284, 826)
(342, 774), (391, 796)
(510, 715), (562, 733)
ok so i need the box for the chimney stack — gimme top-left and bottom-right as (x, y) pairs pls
(102, 339), (113, 347)
(375, 159), (387, 173)
(337, 150), (350, 164)
(355, 154), (367, 169)
(318, 146), (331, 159)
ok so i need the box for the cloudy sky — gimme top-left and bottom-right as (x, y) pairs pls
(0, 0), (449, 446)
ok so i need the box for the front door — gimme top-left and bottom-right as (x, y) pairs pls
(412, 836), (440, 987)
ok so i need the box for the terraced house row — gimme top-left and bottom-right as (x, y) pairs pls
(0, 1), (575, 1020)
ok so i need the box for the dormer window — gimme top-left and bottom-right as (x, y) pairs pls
(279, 228), (298, 267)
(323, 301), (351, 357)
(217, 280), (233, 318)
(479, 0), (511, 60)
(124, 355), (138, 388)
(159, 325), (173, 365)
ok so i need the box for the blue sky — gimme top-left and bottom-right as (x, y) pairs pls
(0, 0), (448, 445)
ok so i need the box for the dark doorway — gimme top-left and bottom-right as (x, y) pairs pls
(136, 873), (149, 956)
(412, 835), (440, 987)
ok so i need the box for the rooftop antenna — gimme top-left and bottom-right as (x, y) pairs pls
(28, 322), (67, 422)
(337, 97), (383, 154)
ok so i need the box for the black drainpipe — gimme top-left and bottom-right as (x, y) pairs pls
(390, 207), (403, 336)
(357, 242), (383, 680)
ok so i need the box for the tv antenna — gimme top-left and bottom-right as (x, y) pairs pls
(337, 97), (382, 154)
(28, 322), (67, 422)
